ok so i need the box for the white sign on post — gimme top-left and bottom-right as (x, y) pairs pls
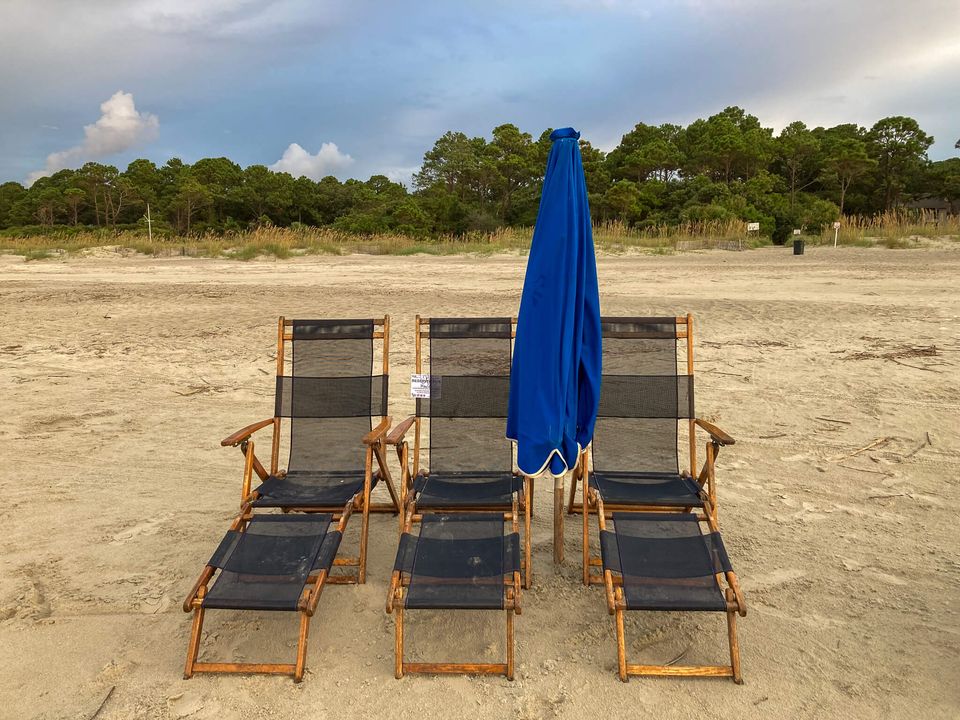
(747, 222), (760, 232)
(410, 374), (431, 398)
(833, 221), (841, 229)
(793, 229), (802, 236)
(833, 221), (841, 247)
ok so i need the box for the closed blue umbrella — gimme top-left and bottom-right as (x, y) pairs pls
(507, 127), (602, 486)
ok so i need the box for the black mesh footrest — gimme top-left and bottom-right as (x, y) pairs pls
(396, 514), (520, 610)
(591, 472), (704, 507)
(413, 472), (522, 508)
(601, 512), (733, 612)
(203, 514), (334, 611)
(253, 470), (375, 508)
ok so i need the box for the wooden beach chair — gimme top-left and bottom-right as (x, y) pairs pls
(220, 317), (401, 583)
(386, 500), (523, 679)
(387, 317), (532, 587)
(182, 502), (353, 681)
(568, 315), (736, 585)
(597, 508), (746, 682)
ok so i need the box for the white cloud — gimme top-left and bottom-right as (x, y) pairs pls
(27, 91), (158, 185)
(381, 165), (421, 188)
(269, 142), (355, 180)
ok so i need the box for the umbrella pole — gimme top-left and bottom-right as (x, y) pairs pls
(554, 474), (564, 564)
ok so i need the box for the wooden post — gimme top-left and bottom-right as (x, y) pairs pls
(582, 469), (590, 585)
(524, 479), (532, 588)
(554, 473), (564, 564)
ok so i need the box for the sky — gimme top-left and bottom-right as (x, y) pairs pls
(2, 0), (958, 187)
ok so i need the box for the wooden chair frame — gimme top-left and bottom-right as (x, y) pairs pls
(567, 314), (737, 585)
(386, 497), (522, 680)
(595, 493), (746, 683)
(182, 498), (354, 682)
(220, 316), (401, 584)
(387, 315), (533, 588)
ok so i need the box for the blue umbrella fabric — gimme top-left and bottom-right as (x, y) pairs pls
(506, 127), (602, 477)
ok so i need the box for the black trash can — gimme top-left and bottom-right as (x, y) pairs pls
(793, 239), (805, 255)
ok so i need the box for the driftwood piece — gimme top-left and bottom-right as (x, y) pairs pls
(829, 437), (891, 462)
(85, 686), (115, 720)
(902, 432), (932, 459)
(816, 416), (851, 425)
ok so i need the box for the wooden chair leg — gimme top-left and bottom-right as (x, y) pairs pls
(726, 589), (743, 684)
(615, 605), (627, 682)
(294, 612), (311, 682)
(506, 608), (515, 681)
(183, 606), (205, 679)
(358, 509), (370, 584)
(395, 600), (404, 679)
(359, 451), (373, 584)
(374, 443), (402, 514)
(567, 471), (579, 514)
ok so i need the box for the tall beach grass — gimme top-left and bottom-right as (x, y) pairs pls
(1, 212), (956, 259)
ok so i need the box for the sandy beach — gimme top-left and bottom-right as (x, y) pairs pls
(1, 246), (958, 720)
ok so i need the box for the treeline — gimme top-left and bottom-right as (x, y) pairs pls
(2, 107), (957, 242)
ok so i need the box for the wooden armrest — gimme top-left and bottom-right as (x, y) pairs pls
(695, 418), (735, 446)
(362, 416), (392, 446)
(221, 417), (275, 447)
(386, 415), (416, 445)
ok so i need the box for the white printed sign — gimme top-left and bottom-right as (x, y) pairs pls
(411, 374), (431, 398)
(833, 221), (841, 229)
(793, 229), (802, 235)
(746, 222), (760, 232)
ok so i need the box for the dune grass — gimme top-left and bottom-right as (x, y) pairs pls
(1, 212), (955, 260)
(813, 210), (960, 248)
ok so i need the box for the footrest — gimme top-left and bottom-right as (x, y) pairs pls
(203, 514), (336, 611)
(395, 514), (519, 610)
(600, 512), (732, 612)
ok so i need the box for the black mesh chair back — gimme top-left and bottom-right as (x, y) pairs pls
(416, 318), (513, 474)
(592, 317), (695, 474)
(276, 319), (388, 473)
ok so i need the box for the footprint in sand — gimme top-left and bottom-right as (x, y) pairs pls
(749, 567), (806, 590)
(111, 516), (169, 544)
(167, 691), (207, 718)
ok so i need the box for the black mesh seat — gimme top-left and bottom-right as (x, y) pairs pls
(394, 514), (520, 609)
(412, 472), (523, 509)
(253, 471), (380, 508)
(203, 515), (340, 611)
(596, 510), (746, 682)
(600, 512), (730, 611)
(387, 512), (523, 679)
(590, 471), (704, 507)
